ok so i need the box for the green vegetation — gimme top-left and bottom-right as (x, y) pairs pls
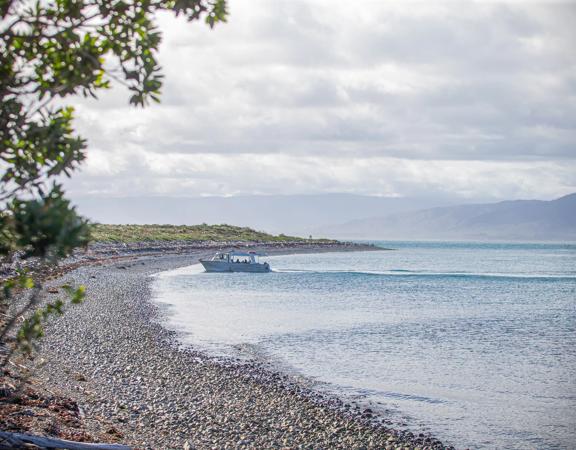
(0, 0), (227, 360)
(91, 223), (335, 243)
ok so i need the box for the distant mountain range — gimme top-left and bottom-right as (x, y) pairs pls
(72, 192), (576, 241)
(71, 194), (458, 236)
(316, 193), (576, 241)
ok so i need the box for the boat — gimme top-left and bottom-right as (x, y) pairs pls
(199, 251), (271, 273)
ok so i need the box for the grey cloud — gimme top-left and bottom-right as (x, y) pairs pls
(65, 0), (576, 200)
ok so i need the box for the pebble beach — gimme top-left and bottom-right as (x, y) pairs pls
(29, 245), (450, 449)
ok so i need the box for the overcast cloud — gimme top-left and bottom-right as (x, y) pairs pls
(65, 0), (576, 201)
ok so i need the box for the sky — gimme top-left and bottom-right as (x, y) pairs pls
(65, 0), (576, 202)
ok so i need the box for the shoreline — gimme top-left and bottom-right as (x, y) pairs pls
(1, 241), (384, 283)
(27, 245), (448, 449)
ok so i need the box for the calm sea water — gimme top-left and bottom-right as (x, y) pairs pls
(151, 241), (576, 449)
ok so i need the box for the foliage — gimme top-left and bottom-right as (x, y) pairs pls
(5, 185), (91, 259)
(0, 0), (227, 361)
(91, 223), (336, 243)
(1, 0), (227, 198)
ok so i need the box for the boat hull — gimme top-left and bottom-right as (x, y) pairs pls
(200, 260), (271, 273)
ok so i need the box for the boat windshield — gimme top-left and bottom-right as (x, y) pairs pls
(213, 253), (230, 261)
(211, 251), (266, 264)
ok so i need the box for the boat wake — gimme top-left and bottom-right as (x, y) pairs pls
(156, 264), (575, 281)
(272, 268), (576, 280)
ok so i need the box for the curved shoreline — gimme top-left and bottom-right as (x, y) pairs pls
(32, 247), (450, 449)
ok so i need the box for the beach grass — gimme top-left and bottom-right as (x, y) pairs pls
(91, 223), (333, 243)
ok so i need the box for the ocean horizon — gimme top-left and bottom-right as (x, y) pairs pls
(152, 240), (576, 449)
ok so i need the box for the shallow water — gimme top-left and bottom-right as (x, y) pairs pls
(151, 241), (576, 449)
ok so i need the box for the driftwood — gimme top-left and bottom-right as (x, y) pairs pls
(0, 431), (131, 450)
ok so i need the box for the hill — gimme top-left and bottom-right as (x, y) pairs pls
(91, 223), (327, 243)
(317, 193), (576, 241)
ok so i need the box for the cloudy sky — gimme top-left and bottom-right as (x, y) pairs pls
(65, 0), (576, 202)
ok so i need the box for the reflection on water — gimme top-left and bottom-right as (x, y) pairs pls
(152, 241), (576, 449)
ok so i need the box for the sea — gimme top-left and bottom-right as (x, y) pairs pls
(151, 241), (576, 449)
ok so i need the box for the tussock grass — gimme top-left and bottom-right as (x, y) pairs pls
(91, 223), (332, 243)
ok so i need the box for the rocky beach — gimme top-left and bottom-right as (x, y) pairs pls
(4, 243), (449, 449)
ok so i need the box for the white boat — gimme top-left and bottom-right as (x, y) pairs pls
(199, 251), (271, 273)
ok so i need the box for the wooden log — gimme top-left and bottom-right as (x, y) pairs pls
(0, 431), (131, 450)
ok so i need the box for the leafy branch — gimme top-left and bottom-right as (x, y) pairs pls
(1, 0), (227, 367)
